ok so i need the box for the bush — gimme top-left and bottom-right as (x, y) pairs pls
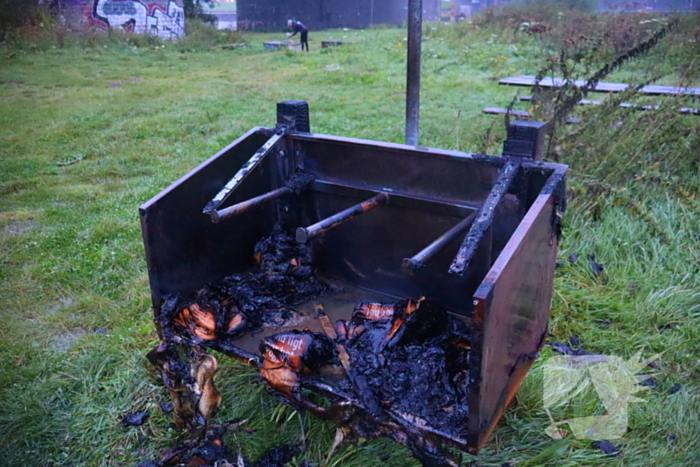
(472, 0), (599, 32)
(523, 0), (599, 12)
(0, 0), (42, 39)
(183, 0), (217, 24)
(178, 19), (244, 50)
(0, 9), (245, 52)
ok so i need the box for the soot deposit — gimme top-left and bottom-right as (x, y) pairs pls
(336, 299), (471, 437)
(148, 227), (473, 467)
(138, 420), (302, 467)
(157, 226), (336, 343)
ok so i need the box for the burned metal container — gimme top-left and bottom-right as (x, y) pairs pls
(140, 101), (567, 466)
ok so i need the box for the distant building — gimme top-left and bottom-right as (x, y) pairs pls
(237, 0), (440, 31)
(209, 0), (238, 30)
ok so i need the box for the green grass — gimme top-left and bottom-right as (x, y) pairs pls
(1, 16), (699, 467)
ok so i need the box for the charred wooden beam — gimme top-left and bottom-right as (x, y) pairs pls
(146, 342), (222, 431)
(203, 132), (284, 214)
(205, 340), (261, 367)
(296, 192), (390, 243)
(402, 211), (479, 276)
(448, 162), (519, 276)
(209, 186), (293, 223)
(315, 302), (381, 415)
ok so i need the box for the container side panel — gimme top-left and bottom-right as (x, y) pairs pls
(139, 130), (276, 312)
(295, 137), (501, 209)
(304, 191), (491, 313)
(470, 193), (559, 451)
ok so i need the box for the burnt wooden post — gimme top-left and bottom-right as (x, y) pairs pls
(502, 120), (548, 160)
(277, 100), (310, 133)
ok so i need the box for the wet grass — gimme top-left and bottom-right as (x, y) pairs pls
(1, 17), (699, 467)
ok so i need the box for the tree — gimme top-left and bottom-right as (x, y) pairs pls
(183, 0), (217, 24)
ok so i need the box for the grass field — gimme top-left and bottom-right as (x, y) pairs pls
(1, 13), (699, 467)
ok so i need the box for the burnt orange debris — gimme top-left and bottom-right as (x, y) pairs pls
(259, 331), (336, 395)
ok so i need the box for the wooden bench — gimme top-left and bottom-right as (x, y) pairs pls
(264, 41), (301, 51)
(482, 107), (580, 124)
(499, 75), (700, 96)
(519, 95), (699, 116)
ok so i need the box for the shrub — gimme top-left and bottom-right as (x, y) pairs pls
(183, 0), (217, 24)
(0, 0), (42, 40)
(177, 19), (244, 51)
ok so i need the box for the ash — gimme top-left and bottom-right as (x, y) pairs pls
(159, 225), (336, 340)
(342, 303), (471, 437)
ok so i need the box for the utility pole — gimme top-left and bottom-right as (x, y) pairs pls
(405, 0), (422, 146)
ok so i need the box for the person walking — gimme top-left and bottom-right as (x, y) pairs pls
(287, 19), (309, 51)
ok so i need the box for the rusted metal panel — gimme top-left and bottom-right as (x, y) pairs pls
(139, 127), (278, 313)
(468, 188), (561, 453)
(292, 133), (503, 208)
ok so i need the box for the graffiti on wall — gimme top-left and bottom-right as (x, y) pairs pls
(92, 0), (185, 40)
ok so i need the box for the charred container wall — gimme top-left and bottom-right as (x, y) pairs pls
(140, 123), (567, 455)
(139, 128), (278, 312)
(292, 135), (518, 314)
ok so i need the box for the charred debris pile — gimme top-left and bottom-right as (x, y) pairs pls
(338, 299), (471, 433)
(145, 226), (473, 466)
(138, 420), (303, 467)
(158, 225), (335, 342)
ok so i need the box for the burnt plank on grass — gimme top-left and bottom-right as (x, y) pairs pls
(482, 107), (531, 118)
(519, 96), (699, 116)
(482, 107), (580, 124)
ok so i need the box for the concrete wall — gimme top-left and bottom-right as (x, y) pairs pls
(59, 0), (185, 40)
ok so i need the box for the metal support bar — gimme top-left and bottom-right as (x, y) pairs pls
(203, 132), (284, 214)
(402, 210), (478, 276)
(296, 192), (390, 243)
(405, 0), (422, 146)
(448, 162), (520, 276)
(208, 186), (293, 223)
(310, 180), (477, 218)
